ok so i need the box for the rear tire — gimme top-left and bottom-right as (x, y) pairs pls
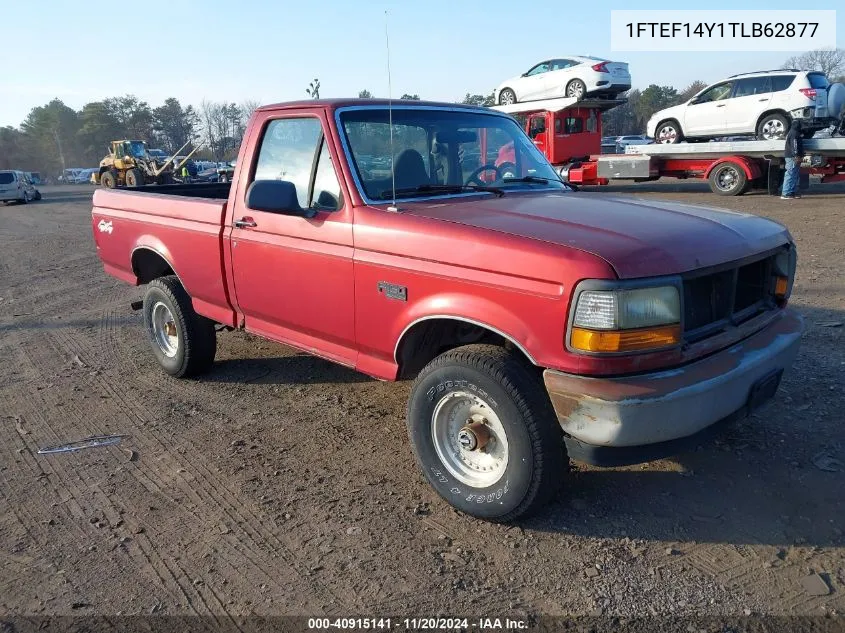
(101, 170), (117, 188)
(565, 79), (586, 99)
(142, 276), (216, 378)
(406, 344), (566, 522)
(34, 191), (42, 201)
(498, 88), (516, 106)
(708, 162), (748, 196)
(756, 113), (789, 140)
(126, 168), (145, 187)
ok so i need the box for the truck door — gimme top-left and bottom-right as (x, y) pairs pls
(228, 111), (357, 366)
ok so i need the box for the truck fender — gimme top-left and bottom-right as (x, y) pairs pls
(705, 156), (762, 181)
(392, 293), (539, 366)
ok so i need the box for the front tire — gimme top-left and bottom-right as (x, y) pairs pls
(142, 276), (217, 378)
(498, 88), (516, 106)
(101, 170), (117, 188)
(655, 120), (683, 144)
(757, 113), (789, 140)
(406, 344), (566, 522)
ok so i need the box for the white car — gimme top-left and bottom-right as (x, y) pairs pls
(0, 170), (41, 204)
(647, 70), (838, 143)
(495, 56), (631, 105)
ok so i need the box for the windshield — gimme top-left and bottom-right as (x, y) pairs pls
(339, 107), (564, 201)
(0, 172), (15, 185)
(128, 141), (147, 158)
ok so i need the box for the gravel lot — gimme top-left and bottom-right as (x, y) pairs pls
(1, 183), (843, 624)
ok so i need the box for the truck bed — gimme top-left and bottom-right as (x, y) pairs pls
(92, 185), (235, 327)
(125, 182), (231, 199)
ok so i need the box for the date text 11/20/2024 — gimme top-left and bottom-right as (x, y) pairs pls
(307, 617), (529, 630)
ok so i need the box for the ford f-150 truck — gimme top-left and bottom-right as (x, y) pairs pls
(93, 99), (803, 521)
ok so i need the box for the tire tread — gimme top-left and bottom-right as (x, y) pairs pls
(145, 276), (216, 377)
(408, 344), (566, 522)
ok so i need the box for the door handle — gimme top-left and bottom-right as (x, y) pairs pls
(234, 217), (257, 228)
(758, 98), (769, 102)
(716, 104), (726, 107)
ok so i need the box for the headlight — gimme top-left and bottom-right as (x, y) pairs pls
(570, 284), (681, 353)
(772, 246), (797, 301)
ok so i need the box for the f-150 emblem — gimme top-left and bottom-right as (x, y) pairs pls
(97, 219), (113, 234)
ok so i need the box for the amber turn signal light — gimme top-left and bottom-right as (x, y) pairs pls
(571, 324), (682, 353)
(774, 276), (789, 297)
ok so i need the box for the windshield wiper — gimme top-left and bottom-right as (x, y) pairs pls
(378, 184), (505, 199)
(501, 176), (556, 184)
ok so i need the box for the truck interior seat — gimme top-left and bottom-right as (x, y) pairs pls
(393, 149), (429, 189)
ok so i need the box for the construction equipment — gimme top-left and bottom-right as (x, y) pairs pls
(94, 139), (204, 188)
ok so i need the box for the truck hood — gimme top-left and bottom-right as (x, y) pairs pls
(404, 191), (791, 279)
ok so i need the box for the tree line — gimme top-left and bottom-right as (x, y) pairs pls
(2, 49), (841, 175)
(0, 96), (260, 175)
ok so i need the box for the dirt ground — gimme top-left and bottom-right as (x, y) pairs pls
(1, 182), (843, 624)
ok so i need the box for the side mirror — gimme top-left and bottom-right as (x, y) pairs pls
(245, 180), (316, 218)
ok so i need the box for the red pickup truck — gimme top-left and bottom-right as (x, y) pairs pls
(93, 99), (803, 521)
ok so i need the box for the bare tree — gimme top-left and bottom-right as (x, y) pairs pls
(783, 48), (845, 77)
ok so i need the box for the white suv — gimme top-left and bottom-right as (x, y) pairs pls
(647, 70), (835, 143)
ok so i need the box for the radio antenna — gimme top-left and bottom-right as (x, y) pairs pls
(385, 9), (397, 211)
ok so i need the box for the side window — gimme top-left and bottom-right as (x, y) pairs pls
(526, 62), (550, 77)
(770, 75), (796, 92)
(734, 77), (770, 97)
(551, 59), (574, 71)
(697, 82), (734, 103)
(555, 117), (584, 134)
(254, 118), (322, 208)
(311, 141), (343, 211)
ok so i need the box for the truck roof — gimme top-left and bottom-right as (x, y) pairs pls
(256, 98), (492, 112)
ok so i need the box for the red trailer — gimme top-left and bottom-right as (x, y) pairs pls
(492, 97), (845, 196)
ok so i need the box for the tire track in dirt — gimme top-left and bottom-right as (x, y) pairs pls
(39, 321), (346, 614)
(9, 330), (249, 617)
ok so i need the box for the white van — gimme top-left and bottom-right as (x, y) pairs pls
(0, 170), (41, 203)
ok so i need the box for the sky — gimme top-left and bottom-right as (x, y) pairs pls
(0, 0), (842, 127)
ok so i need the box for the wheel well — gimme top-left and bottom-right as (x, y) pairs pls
(132, 248), (174, 284)
(756, 109), (790, 128)
(395, 318), (533, 379)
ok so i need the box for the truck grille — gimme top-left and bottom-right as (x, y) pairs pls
(682, 252), (777, 341)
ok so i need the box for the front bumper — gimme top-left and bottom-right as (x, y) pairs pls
(543, 309), (803, 464)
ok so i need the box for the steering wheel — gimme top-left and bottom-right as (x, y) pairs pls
(465, 163), (505, 186)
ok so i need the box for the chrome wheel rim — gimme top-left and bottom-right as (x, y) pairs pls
(657, 125), (678, 143)
(715, 166), (740, 192)
(151, 301), (179, 358)
(761, 119), (786, 139)
(500, 91), (514, 105)
(431, 390), (509, 488)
